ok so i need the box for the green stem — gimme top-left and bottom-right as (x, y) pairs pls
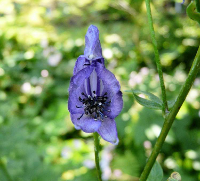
(195, 0), (200, 13)
(140, 45), (200, 181)
(93, 132), (102, 181)
(0, 159), (12, 181)
(145, 0), (168, 114)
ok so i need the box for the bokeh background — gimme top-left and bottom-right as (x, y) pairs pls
(0, 0), (200, 180)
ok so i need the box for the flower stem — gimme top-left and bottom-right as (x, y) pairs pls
(145, 0), (168, 114)
(93, 132), (102, 181)
(195, 0), (200, 13)
(140, 45), (200, 181)
(0, 159), (13, 181)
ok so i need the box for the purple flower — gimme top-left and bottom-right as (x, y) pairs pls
(73, 25), (104, 75)
(68, 25), (123, 145)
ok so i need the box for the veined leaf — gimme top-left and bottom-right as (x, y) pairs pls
(133, 90), (162, 104)
(131, 90), (163, 110)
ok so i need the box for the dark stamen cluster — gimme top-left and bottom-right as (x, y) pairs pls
(76, 91), (111, 121)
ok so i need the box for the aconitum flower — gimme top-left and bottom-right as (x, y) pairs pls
(73, 25), (104, 75)
(68, 25), (123, 145)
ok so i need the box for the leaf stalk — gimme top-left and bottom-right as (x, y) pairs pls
(145, 0), (168, 114)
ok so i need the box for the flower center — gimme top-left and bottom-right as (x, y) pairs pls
(76, 91), (111, 121)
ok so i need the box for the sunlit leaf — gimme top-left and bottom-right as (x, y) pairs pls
(131, 90), (163, 110)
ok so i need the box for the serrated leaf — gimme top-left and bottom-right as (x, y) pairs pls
(132, 90), (163, 110)
(147, 162), (163, 181)
(133, 90), (162, 104)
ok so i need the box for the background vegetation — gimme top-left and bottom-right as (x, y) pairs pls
(0, 0), (199, 180)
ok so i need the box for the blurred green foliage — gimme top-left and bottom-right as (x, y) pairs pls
(0, 0), (200, 180)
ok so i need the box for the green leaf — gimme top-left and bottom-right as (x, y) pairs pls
(132, 90), (163, 110)
(147, 162), (163, 181)
(133, 90), (162, 103)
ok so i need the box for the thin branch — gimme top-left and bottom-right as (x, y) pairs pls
(145, 0), (168, 114)
(93, 132), (102, 181)
(140, 45), (200, 181)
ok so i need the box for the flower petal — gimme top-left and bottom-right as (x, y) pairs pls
(96, 63), (121, 94)
(68, 66), (94, 114)
(84, 25), (102, 60)
(108, 91), (123, 119)
(95, 63), (123, 118)
(71, 114), (101, 133)
(73, 55), (86, 75)
(97, 118), (119, 145)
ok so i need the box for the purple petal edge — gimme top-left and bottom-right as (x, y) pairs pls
(73, 55), (86, 75)
(97, 117), (119, 145)
(71, 114), (101, 133)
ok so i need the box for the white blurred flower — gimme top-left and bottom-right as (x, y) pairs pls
(194, 78), (200, 86)
(113, 169), (122, 178)
(61, 147), (72, 159)
(40, 39), (48, 48)
(174, 70), (186, 82)
(43, 46), (56, 57)
(34, 86), (42, 94)
(128, 67), (150, 87)
(140, 67), (149, 76)
(193, 161), (200, 171)
(21, 82), (32, 93)
(164, 158), (176, 169)
(103, 48), (113, 59)
(73, 139), (82, 149)
(129, 71), (143, 87)
(186, 89), (199, 103)
(143, 140), (152, 149)
(101, 145), (115, 181)
(83, 159), (95, 169)
(41, 69), (49, 77)
(0, 68), (5, 76)
(48, 52), (62, 67)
